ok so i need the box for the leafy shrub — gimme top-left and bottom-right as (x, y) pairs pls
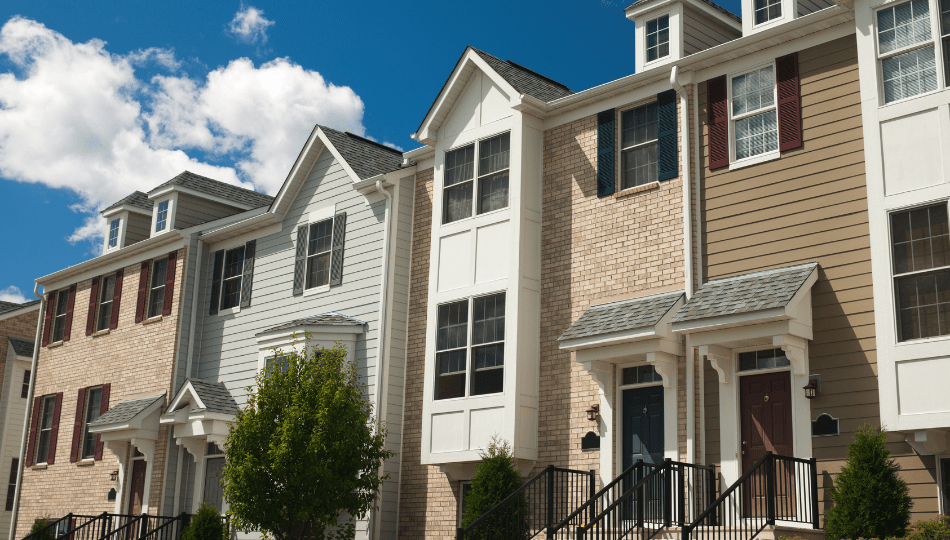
(780, 514), (950, 540)
(182, 502), (227, 540)
(825, 425), (912, 540)
(29, 518), (54, 540)
(460, 436), (526, 539)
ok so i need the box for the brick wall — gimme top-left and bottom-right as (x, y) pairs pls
(16, 249), (185, 536)
(0, 308), (40, 403)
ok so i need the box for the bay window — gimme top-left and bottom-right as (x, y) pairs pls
(891, 202), (950, 341)
(443, 132), (509, 224)
(435, 292), (506, 400)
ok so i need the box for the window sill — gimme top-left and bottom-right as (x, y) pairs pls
(47, 341), (63, 349)
(218, 306), (241, 317)
(729, 150), (781, 171)
(142, 315), (163, 325)
(92, 329), (110, 337)
(76, 459), (95, 467)
(895, 333), (950, 347)
(303, 285), (330, 297)
(31, 464), (47, 470)
(440, 206), (510, 229)
(615, 181), (660, 198)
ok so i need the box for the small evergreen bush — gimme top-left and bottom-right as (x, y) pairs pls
(182, 502), (228, 540)
(460, 436), (526, 539)
(29, 518), (53, 540)
(825, 424), (912, 540)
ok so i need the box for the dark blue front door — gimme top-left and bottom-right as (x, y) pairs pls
(623, 385), (664, 470)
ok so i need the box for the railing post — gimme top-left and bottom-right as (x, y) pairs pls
(456, 527), (464, 540)
(664, 459), (672, 527)
(707, 466), (717, 526)
(765, 452), (776, 526)
(575, 524), (585, 540)
(678, 464), (686, 526)
(139, 513), (149, 540)
(637, 469), (645, 529)
(546, 465), (555, 536)
(588, 469), (596, 531)
(809, 457), (820, 530)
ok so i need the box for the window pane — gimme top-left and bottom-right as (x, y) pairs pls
(734, 110), (779, 160)
(472, 294), (505, 345)
(151, 259), (167, 290)
(223, 248), (245, 280)
(148, 259), (167, 318)
(882, 45), (938, 103)
(97, 275), (115, 331)
(878, 0), (932, 54)
(305, 252), (330, 289)
(155, 200), (169, 232)
(436, 350), (466, 400)
(437, 301), (469, 351)
(443, 182), (473, 223)
(732, 66), (775, 116)
(471, 363), (504, 396)
(55, 289), (69, 317)
(220, 276), (243, 309)
(82, 388), (102, 459)
(891, 204), (950, 274)
(739, 352), (757, 371)
(21, 370), (29, 399)
(622, 103), (658, 149)
(646, 15), (670, 61)
(308, 219), (333, 256)
(445, 145), (475, 188)
(478, 172), (509, 214)
(108, 219), (120, 248)
(622, 144), (658, 189)
(897, 269), (950, 341)
(479, 133), (510, 177)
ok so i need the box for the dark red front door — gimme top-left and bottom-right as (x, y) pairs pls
(740, 371), (794, 516)
(128, 459), (147, 514)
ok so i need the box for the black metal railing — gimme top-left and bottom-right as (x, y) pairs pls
(573, 459), (716, 540)
(682, 452), (819, 540)
(22, 512), (208, 540)
(550, 460), (652, 539)
(457, 464), (596, 540)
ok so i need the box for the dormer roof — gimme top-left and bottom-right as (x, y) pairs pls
(102, 191), (153, 215)
(147, 171), (274, 209)
(625, 0), (742, 22)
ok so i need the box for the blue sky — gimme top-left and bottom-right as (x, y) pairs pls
(0, 0), (741, 303)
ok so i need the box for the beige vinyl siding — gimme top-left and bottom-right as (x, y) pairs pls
(683, 9), (740, 56)
(125, 212), (151, 245)
(173, 193), (245, 230)
(798, 0), (835, 17)
(698, 33), (937, 521)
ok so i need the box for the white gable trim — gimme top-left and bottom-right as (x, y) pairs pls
(269, 126), (328, 218)
(163, 380), (207, 414)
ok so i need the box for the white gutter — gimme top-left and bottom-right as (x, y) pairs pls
(9, 283), (45, 540)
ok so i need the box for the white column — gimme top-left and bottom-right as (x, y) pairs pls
(179, 438), (207, 512)
(583, 361), (613, 488)
(132, 439), (157, 514)
(104, 441), (128, 515)
(647, 352), (679, 462)
(700, 345), (738, 485)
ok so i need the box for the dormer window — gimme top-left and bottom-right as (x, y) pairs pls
(155, 200), (169, 232)
(108, 219), (120, 248)
(754, 0), (781, 25)
(646, 15), (670, 62)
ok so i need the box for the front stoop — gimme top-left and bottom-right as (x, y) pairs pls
(765, 525), (826, 540)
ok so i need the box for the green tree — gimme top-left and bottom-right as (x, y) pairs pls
(460, 436), (526, 539)
(825, 424), (912, 540)
(181, 502), (227, 540)
(223, 338), (394, 540)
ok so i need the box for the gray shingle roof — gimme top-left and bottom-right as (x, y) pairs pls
(89, 394), (165, 427)
(625, 0), (742, 23)
(558, 291), (685, 342)
(0, 299), (40, 315)
(671, 263), (818, 323)
(148, 171), (274, 209)
(319, 126), (405, 181)
(471, 49), (575, 103)
(102, 191), (153, 214)
(259, 313), (367, 335)
(187, 380), (239, 415)
(8, 337), (34, 357)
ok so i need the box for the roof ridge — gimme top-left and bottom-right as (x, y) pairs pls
(342, 132), (403, 156)
(705, 262), (817, 284)
(178, 171), (272, 198)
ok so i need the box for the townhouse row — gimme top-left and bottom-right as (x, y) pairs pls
(6, 0), (950, 536)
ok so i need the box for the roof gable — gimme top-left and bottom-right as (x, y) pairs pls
(165, 379), (239, 416)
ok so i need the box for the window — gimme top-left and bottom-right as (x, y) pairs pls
(738, 348), (791, 371)
(96, 273), (116, 332)
(621, 103), (658, 189)
(435, 292), (506, 400)
(147, 258), (167, 319)
(754, 0), (782, 25)
(942, 0), (950, 86)
(941, 457), (950, 514)
(80, 387), (102, 460)
(5, 458), (17, 511)
(442, 133), (510, 224)
(21, 370), (30, 399)
(220, 246), (245, 309)
(306, 219), (333, 289)
(646, 15), (670, 62)
(50, 290), (69, 344)
(891, 203), (950, 341)
(731, 65), (778, 161)
(35, 396), (55, 464)
(877, 0), (938, 103)
(621, 365), (662, 385)
(265, 356), (290, 376)
(108, 219), (120, 248)
(155, 200), (169, 232)
(459, 482), (473, 525)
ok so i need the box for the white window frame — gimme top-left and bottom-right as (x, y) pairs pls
(79, 386), (103, 461)
(216, 245), (246, 313)
(752, 0), (784, 28)
(155, 200), (169, 232)
(874, 0), (944, 106)
(146, 257), (167, 320)
(727, 61), (781, 169)
(441, 131), (511, 226)
(300, 206), (337, 296)
(644, 14), (671, 64)
(95, 273), (117, 333)
(618, 100), (660, 190)
(50, 289), (69, 344)
(433, 291), (507, 401)
(108, 219), (120, 248)
(35, 395), (56, 465)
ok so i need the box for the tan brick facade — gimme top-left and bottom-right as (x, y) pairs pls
(0, 308), (41, 402)
(16, 249), (185, 537)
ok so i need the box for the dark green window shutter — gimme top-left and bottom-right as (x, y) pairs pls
(329, 212), (347, 287)
(292, 225), (309, 296)
(657, 90), (678, 181)
(597, 109), (616, 197)
(239, 239), (256, 309)
(209, 250), (224, 315)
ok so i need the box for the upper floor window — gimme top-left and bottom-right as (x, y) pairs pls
(443, 133), (510, 224)
(108, 219), (120, 248)
(155, 200), (169, 232)
(754, 0), (782, 25)
(80, 386), (102, 460)
(147, 258), (167, 319)
(621, 102), (658, 189)
(435, 292), (506, 400)
(731, 65), (778, 161)
(891, 202), (950, 341)
(307, 219), (333, 289)
(35, 395), (56, 464)
(95, 273), (116, 332)
(5, 458), (17, 511)
(21, 370), (30, 399)
(646, 15), (670, 62)
(220, 246), (245, 310)
(50, 289), (69, 344)
(877, 0), (938, 103)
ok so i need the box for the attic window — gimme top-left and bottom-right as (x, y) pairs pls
(755, 0), (782, 25)
(646, 15), (670, 62)
(108, 219), (120, 248)
(155, 200), (169, 232)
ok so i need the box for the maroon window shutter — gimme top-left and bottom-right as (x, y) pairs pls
(135, 262), (150, 323)
(162, 251), (178, 316)
(41, 294), (55, 347)
(46, 392), (63, 464)
(62, 285), (76, 342)
(85, 278), (99, 336)
(25, 397), (41, 466)
(776, 52), (803, 152)
(94, 384), (110, 460)
(706, 75), (729, 170)
(69, 388), (86, 463)
(110, 269), (124, 330)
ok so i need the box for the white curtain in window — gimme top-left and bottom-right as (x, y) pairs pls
(879, 0), (932, 54)
(735, 110), (779, 160)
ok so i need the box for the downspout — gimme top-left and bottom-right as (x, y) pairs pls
(9, 283), (45, 540)
(185, 234), (203, 382)
(370, 178), (393, 540)
(692, 64), (706, 464)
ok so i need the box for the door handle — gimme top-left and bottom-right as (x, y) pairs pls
(742, 451), (746, 455)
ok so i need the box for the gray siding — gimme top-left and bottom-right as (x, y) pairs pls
(683, 8), (740, 56)
(798, 0), (834, 16)
(125, 212), (151, 245)
(174, 193), (244, 230)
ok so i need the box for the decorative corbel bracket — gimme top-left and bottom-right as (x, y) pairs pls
(773, 334), (808, 376)
(582, 361), (612, 394)
(906, 429), (950, 455)
(645, 352), (677, 388)
(130, 438), (156, 465)
(699, 344), (732, 384)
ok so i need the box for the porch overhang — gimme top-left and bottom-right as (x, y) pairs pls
(88, 394), (165, 448)
(160, 379), (239, 449)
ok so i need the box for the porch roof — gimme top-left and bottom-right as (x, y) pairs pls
(183, 380), (239, 415)
(558, 291), (684, 342)
(89, 394), (165, 427)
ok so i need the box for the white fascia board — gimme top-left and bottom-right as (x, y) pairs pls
(37, 231), (187, 292)
(102, 204), (152, 218)
(269, 126), (326, 218)
(199, 212), (281, 248)
(625, 0), (677, 19)
(255, 324), (365, 343)
(558, 326), (660, 351)
(403, 145), (434, 162)
(671, 306), (788, 334)
(187, 411), (236, 422)
(0, 303), (40, 323)
(164, 380), (205, 414)
(573, 336), (683, 364)
(148, 184), (256, 211)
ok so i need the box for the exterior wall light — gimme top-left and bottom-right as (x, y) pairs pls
(110, 470), (119, 481)
(586, 404), (600, 421)
(803, 378), (819, 399)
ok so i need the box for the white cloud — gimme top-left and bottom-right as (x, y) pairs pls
(0, 286), (30, 304)
(0, 16), (368, 246)
(227, 5), (274, 45)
